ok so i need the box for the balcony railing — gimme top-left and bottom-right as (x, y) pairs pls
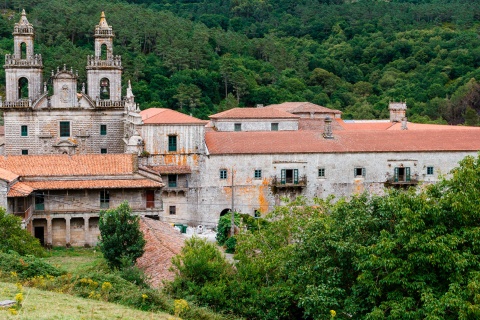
(270, 175), (307, 187)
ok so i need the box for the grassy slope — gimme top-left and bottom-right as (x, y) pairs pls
(0, 281), (171, 320)
(43, 247), (104, 274)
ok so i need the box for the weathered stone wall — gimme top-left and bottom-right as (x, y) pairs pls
(213, 119), (298, 132)
(141, 124), (205, 155)
(191, 151), (476, 226)
(4, 108), (125, 155)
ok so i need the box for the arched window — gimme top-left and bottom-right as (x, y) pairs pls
(99, 78), (110, 100)
(20, 42), (27, 59)
(220, 209), (231, 217)
(101, 44), (107, 60)
(18, 77), (28, 99)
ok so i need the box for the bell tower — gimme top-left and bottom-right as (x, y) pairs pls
(86, 12), (122, 102)
(4, 9), (43, 103)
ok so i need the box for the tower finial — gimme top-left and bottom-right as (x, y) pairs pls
(99, 11), (109, 28)
(19, 9), (29, 25)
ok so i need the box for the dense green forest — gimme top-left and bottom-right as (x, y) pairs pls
(0, 0), (479, 123)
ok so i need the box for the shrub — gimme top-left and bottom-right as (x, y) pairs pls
(0, 207), (44, 256)
(98, 201), (146, 269)
(0, 251), (64, 280)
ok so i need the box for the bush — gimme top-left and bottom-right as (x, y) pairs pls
(0, 251), (64, 280)
(0, 207), (44, 256)
(98, 201), (146, 269)
(216, 212), (240, 246)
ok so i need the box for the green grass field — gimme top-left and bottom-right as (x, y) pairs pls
(0, 281), (171, 320)
(43, 247), (105, 274)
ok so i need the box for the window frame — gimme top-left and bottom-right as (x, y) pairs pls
(59, 121), (71, 138)
(100, 124), (107, 136)
(169, 205), (176, 215)
(100, 190), (110, 209)
(354, 167), (366, 178)
(234, 123), (242, 131)
(427, 166), (434, 175)
(21, 149), (28, 155)
(100, 148), (107, 154)
(168, 174), (178, 188)
(318, 167), (326, 178)
(21, 125), (28, 137)
(220, 169), (228, 180)
(168, 135), (177, 152)
(254, 169), (262, 179)
(271, 123), (279, 131)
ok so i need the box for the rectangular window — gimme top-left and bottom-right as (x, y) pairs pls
(35, 192), (45, 211)
(254, 169), (262, 179)
(394, 167), (411, 182)
(100, 124), (107, 136)
(168, 135), (177, 152)
(169, 206), (176, 215)
(21, 125), (28, 136)
(168, 174), (177, 188)
(21, 149), (28, 155)
(59, 121), (70, 137)
(220, 169), (227, 180)
(318, 168), (325, 178)
(100, 148), (107, 154)
(100, 190), (110, 209)
(427, 166), (434, 175)
(354, 167), (366, 178)
(146, 190), (155, 208)
(234, 123), (242, 131)
(271, 123), (279, 131)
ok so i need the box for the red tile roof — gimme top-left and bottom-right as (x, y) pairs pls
(22, 179), (163, 191)
(0, 168), (19, 182)
(205, 129), (480, 154)
(147, 165), (192, 174)
(7, 182), (34, 197)
(266, 102), (342, 114)
(0, 154), (135, 177)
(140, 108), (207, 125)
(210, 108), (299, 119)
(337, 119), (396, 131)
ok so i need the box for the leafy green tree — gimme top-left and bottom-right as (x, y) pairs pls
(0, 207), (44, 256)
(98, 201), (146, 270)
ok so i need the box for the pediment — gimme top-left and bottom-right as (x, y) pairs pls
(53, 139), (77, 147)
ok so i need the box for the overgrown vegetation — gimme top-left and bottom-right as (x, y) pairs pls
(0, 0), (479, 122)
(170, 153), (480, 319)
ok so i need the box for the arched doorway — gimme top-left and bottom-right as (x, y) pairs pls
(220, 208), (231, 217)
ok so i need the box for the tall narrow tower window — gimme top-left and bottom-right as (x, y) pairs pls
(100, 78), (110, 100)
(18, 77), (29, 99)
(20, 42), (27, 59)
(101, 44), (107, 60)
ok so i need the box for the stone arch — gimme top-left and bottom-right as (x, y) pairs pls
(99, 77), (110, 100)
(220, 208), (231, 217)
(18, 77), (28, 99)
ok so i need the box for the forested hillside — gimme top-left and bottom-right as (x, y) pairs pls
(1, 0), (479, 123)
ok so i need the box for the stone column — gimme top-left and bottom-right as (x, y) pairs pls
(46, 216), (52, 247)
(84, 216), (90, 247)
(65, 216), (71, 247)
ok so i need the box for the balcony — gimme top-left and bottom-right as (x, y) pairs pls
(385, 177), (419, 188)
(270, 175), (307, 193)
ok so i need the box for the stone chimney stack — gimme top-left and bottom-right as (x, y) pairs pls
(389, 101), (407, 122)
(401, 117), (408, 130)
(323, 116), (334, 139)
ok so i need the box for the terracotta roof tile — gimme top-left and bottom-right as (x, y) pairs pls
(140, 108), (207, 125)
(209, 107), (299, 119)
(0, 154), (135, 177)
(147, 165), (192, 174)
(8, 182), (34, 197)
(22, 179), (163, 191)
(0, 168), (19, 182)
(205, 129), (480, 154)
(137, 218), (185, 287)
(266, 102), (342, 114)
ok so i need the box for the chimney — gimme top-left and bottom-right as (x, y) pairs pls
(389, 101), (407, 122)
(323, 116), (334, 139)
(401, 117), (408, 130)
